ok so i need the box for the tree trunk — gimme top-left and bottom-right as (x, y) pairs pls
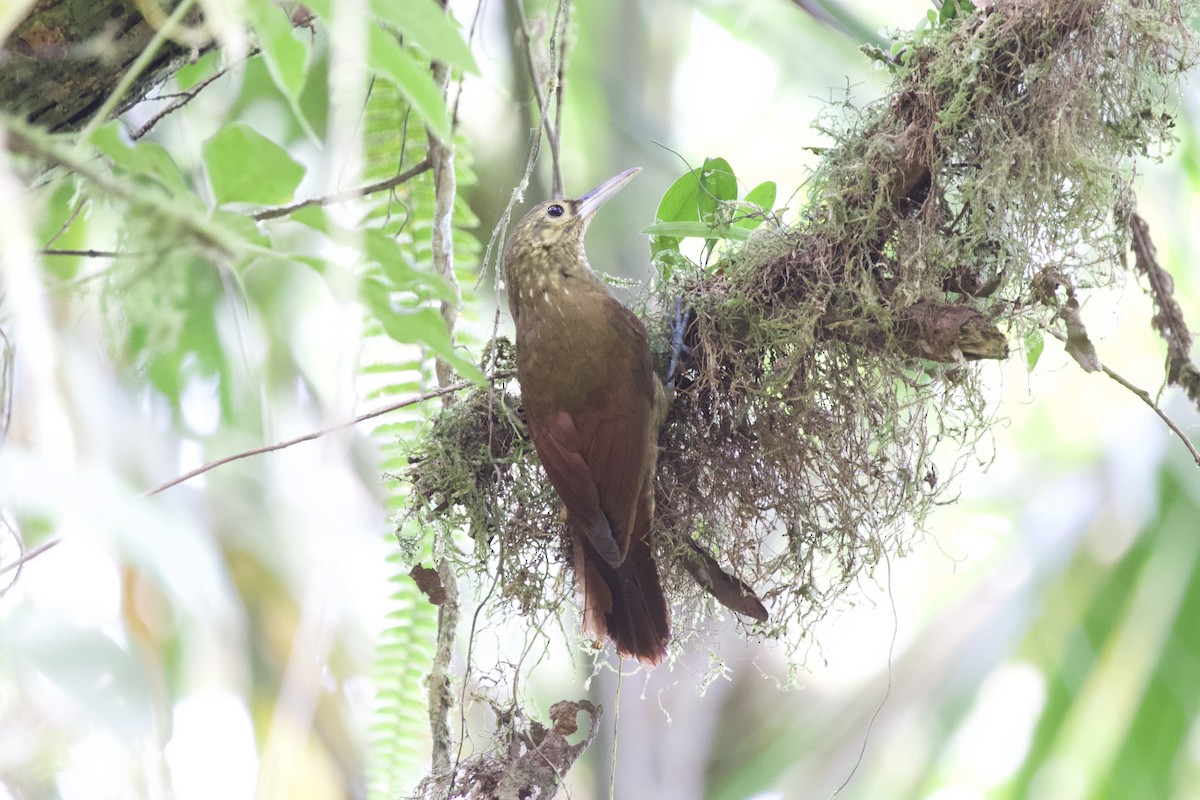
(1, 0), (197, 131)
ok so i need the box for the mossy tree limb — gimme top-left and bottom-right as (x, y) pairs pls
(1, 0), (204, 131)
(409, 0), (1196, 664)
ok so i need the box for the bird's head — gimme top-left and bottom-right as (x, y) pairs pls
(503, 167), (641, 285)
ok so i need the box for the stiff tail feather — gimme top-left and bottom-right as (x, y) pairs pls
(577, 535), (671, 665)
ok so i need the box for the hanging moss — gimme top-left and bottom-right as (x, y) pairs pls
(405, 0), (1195, 665)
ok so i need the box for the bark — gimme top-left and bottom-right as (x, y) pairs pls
(0, 0), (197, 131)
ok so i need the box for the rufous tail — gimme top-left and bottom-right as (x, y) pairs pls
(577, 534), (671, 665)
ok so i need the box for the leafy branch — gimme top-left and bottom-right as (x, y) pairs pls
(252, 158), (433, 221)
(4, 115), (244, 257)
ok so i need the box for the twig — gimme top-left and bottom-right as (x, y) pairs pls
(510, 0), (563, 197)
(4, 116), (241, 256)
(475, 0), (566, 293)
(43, 198), (88, 249)
(830, 551), (897, 798)
(80, 0), (200, 141)
(39, 248), (130, 258)
(131, 47), (261, 141)
(1, 326), (13, 443)
(141, 380), (473, 498)
(1, 381), (483, 580)
(547, 0), (570, 198)
(1097, 361), (1200, 467)
(1048, 329), (1200, 467)
(251, 159), (431, 221)
(0, 538), (62, 578)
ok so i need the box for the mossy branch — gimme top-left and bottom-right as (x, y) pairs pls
(408, 0), (1197, 663)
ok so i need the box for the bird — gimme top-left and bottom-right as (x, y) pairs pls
(502, 167), (671, 665)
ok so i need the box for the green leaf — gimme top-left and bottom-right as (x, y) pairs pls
(1024, 329), (1045, 371)
(174, 51), (219, 91)
(211, 209), (270, 249)
(367, 25), (450, 141)
(640, 221), (751, 242)
(360, 281), (484, 384)
(698, 156), (738, 225)
(734, 181), (777, 229)
(364, 229), (456, 302)
(38, 180), (87, 280)
(651, 168), (701, 257)
(203, 123), (306, 205)
(246, 0), (309, 103)
(370, 0), (478, 75)
(655, 168), (702, 223)
(91, 122), (188, 194)
(288, 205), (330, 233)
(939, 0), (976, 24)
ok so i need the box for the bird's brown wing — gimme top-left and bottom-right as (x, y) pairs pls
(573, 395), (651, 561)
(530, 410), (622, 565)
(530, 388), (652, 567)
(587, 301), (659, 556)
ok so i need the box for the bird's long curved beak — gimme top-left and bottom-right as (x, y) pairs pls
(577, 167), (641, 223)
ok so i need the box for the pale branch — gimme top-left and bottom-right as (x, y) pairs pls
(510, 0), (565, 197)
(1048, 329), (1200, 467)
(428, 63), (462, 403)
(428, 559), (459, 778)
(426, 33), (464, 776)
(0, 538), (62, 578)
(251, 159), (432, 221)
(1, 325), (12, 440)
(0, 381), (479, 576)
(141, 380), (474, 498)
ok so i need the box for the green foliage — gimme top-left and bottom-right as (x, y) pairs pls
(937, 0), (976, 25)
(92, 122), (190, 196)
(245, 0), (309, 105)
(369, 0), (479, 74)
(5, 1), (483, 795)
(302, 0), (478, 140)
(645, 157), (776, 261)
(1024, 329), (1045, 372)
(204, 122), (306, 205)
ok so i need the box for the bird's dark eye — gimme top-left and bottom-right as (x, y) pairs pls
(546, 204), (565, 218)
